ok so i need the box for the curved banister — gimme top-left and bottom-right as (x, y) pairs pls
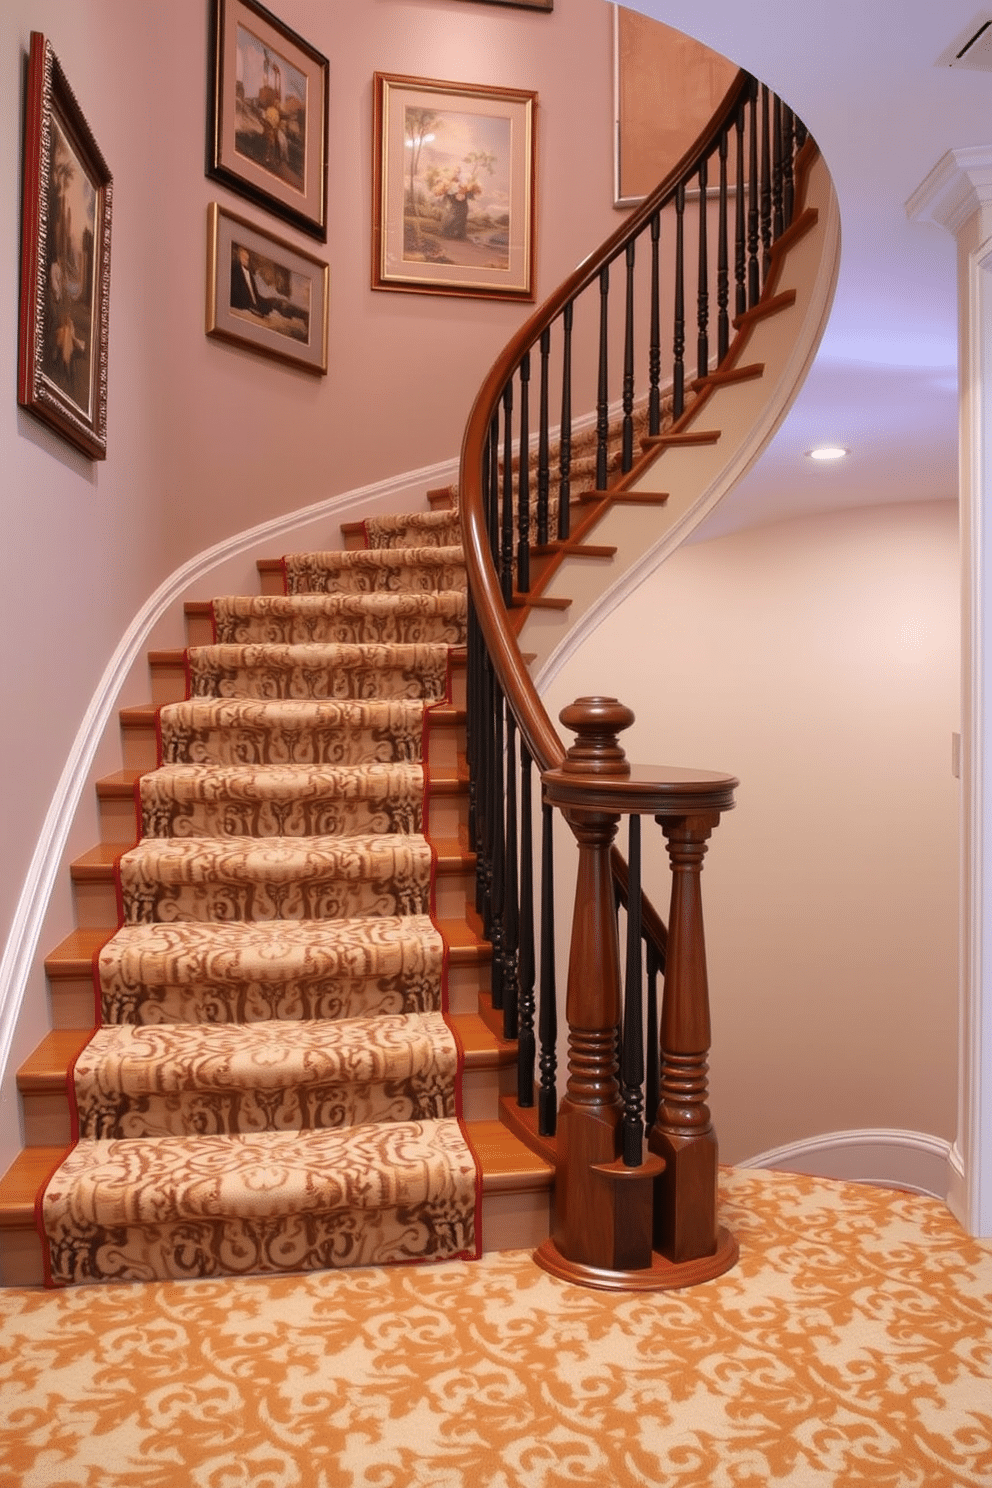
(456, 63), (816, 1266)
(459, 68), (755, 773)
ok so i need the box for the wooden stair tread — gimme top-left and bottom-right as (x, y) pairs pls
(449, 1013), (515, 1068)
(18, 1030), (92, 1091)
(1, 1123), (554, 1224)
(0, 1147), (67, 1225)
(733, 288), (797, 330)
(468, 1120), (554, 1192)
(690, 361), (765, 392)
(45, 928), (113, 977)
(641, 428), (722, 451)
(96, 770), (141, 796)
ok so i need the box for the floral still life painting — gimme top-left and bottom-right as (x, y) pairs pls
(373, 74), (536, 300)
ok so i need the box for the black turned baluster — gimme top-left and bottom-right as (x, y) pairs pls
(620, 815), (645, 1166)
(760, 84), (772, 282)
(517, 352), (531, 596)
(517, 744), (536, 1105)
(673, 182), (686, 419)
(558, 302), (573, 540)
(795, 114), (808, 151)
(717, 131), (730, 364)
(500, 382), (514, 607)
(489, 684), (506, 1013)
(747, 81), (760, 309)
(621, 240), (636, 473)
(649, 212), (662, 437)
(502, 711), (520, 1040)
(782, 105), (796, 227)
(537, 329), (551, 546)
(538, 800), (558, 1135)
(645, 940), (660, 1138)
(697, 156), (709, 382)
(735, 103), (746, 320)
(595, 265), (610, 490)
(772, 93), (784, 242)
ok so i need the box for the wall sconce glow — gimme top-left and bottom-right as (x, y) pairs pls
(806, 446), (849, 462)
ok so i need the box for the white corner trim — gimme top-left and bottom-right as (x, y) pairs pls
(0, 456), (459, 1093)
(906, 146), (992, 237)
(737, 1129), (955, 1200)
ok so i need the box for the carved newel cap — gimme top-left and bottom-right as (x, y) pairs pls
(559, 696), (634, 777)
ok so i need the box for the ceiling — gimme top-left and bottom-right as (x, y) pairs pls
(623, 0), (992, 537)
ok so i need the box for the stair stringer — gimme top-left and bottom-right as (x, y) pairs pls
(519, 148), (841, 688)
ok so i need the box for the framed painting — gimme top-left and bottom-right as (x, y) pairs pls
(208, 0), (328, 241)
(457, 0), (553, 9)
(18, 32), (113, 461)
(372, 73), (537, 301)
(206, 202), (328, 374)
(613, 5), (739, 207)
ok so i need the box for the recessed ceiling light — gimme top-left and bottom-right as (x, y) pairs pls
(806, 446), (849, 461)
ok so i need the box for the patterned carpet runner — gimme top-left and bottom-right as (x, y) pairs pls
(39, 508), (482, 1285)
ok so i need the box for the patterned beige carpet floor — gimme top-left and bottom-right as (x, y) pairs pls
(3, 1166), (991, 1486)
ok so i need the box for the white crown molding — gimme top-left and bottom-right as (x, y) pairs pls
(738, 1128), (954, 1200)
(906, 146), (992, 236)
(0, 456), (459, 1098)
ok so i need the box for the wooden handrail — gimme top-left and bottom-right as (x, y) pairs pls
(458, 66), (812, 1284)
(459, 68), (754, 777)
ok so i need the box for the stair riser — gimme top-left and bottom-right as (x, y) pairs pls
(22, 1092), (71, 1148)
(99, 794), (139, 847)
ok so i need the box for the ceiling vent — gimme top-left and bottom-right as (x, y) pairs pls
(937, 14), (992, 70)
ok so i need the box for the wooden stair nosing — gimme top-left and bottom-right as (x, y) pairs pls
(640, 428), (722, 452)
(732, 288), (797, 331)
(689, 361), (765, 393)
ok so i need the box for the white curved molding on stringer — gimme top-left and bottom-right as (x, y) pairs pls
(738, 1128), (954, 1201)
(0, 455), (459, 1096)
(533, 156), (841, 699)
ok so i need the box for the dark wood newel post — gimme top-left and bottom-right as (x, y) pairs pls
(649, 811), (721, 1263)
(535, 696), (739, 1292)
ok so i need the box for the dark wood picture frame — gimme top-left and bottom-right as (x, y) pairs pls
(372, 72), (537, 302)
(18, 32), (113, 461)
(458, 0), (553, 10)
(206, 202), (328, 375)
(207, 0), (329, 241)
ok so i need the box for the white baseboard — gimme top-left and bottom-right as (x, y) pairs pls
(737, 1128), (954, 1201)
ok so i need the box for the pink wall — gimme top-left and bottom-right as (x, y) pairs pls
(545, 499), (960, 1163)
(0, 0), (622, 1161)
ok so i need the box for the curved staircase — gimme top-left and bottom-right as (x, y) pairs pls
(0, 72), (839, 1290)
(0, 508), (552, 1286)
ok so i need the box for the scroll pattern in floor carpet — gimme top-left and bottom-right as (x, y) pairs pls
(6, 1168), (991, 1487)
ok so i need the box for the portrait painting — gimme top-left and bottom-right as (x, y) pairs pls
(206, 202), (327, 374)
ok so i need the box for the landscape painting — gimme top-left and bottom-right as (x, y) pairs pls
(208, 0), (328, 240)
(42, 113), (98, 419)
(18, 32), (112, 460)
(233, 22), (308, 196)
(373, 74), (536, 301)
